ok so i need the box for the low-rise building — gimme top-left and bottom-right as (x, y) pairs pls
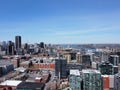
(17, 82), (45, 90)
(0, 80), (22, 90)
(0, 60), (14, 77)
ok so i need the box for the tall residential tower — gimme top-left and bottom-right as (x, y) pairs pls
(15, 36), (21, 50)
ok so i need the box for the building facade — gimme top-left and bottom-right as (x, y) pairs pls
(7, 41), (14, 55)
(109, 55), (119, 66)
(82, 70), (102, 90)
(55, 59), (67, 79)
(15, 36), (21, 50)
(99, 62), (114, 75)
(69, 70), (81, 90)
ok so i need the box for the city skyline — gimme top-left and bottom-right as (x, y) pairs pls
(0, 0), (120, 44)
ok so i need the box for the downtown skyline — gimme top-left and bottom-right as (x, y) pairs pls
(0, 0), (120, 44)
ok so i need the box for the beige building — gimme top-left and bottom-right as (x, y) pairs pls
(76, 52), (81, 63)
(64, 53), (71, 63)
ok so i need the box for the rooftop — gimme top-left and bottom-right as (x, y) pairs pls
(110, 55), (119, 57)
(82, 69), (101, 74)
(0, 80), (22, 86)
(17, 82), (45, 89)
(101, 75), (109, 77)
(70, 69), (80, 76)
(0, 60), (12, 66)
(14, 67), (26, 73)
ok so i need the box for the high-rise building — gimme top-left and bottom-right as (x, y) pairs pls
(69, 69), (81, 90)
(80, 55), (92, 68)
(101, 75), (109, 90)
(82, 70), (102, 90)
(64, 52), (76, 63)
(0, 45), (2, 51)
(99, 62), (114, 75)
(116, 52), (120, 63)
(1, 41), (7, 50)
(40, 42), (45, 48)
(109, 55), (119, 66)
(64, 53), (71, 63)
(76, 52), (81, 63)
(86, 52), (95, 62)
(24, 43), (29, 50)
(7, 41), (14, 55)
(23, 43), (29, 54)
(114, 72), (120, 90)
(15, 36), (21, 50)
(55, 59), (67, 79)
(114, 66), (119, 74)
(66, 64), (82, 76)
(101, 52), (109, 61)
(0, 60), (14, 77)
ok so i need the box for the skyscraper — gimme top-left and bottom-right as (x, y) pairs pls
(99, 62), (114, 75)
(15, 36), (21, 50)
(114, 72), (120, 90)
(109, 55), (119, 66)
(69, 69), (81, 90)
(55, 59), (67, 79)
(40, 42), (45, 48)
(82, 70), (102, 90)
(7, 41), (14, 55)
(80, 55), (92, 68)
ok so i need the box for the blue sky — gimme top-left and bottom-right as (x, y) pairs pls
(0, 0), (120, 44)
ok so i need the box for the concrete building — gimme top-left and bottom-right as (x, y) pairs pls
(80, 55), (92, 68)
(101, 75), (109, 90)
(11, 58), (20, 68)
(64, 52), (77, 63)
(76, 52), (80, 62)
(114, 72), (120, 90)
(17, 82), (45, 90)
(116, 52), (120, 63)
(99, 62), (114, 75)
(40, 42), (45, 48)
(69, 69), (81, 90)
(109, 55), (119, 66)
(86, 52), (95, 62)
(7, 41), (14, 55)
(0, 60), (14, 77)
(66, 63), (82, 76)
(15, 36), (21, 50)
(0, 80), (22, 90)
(33, 63), (55, 70)
(82, 70), (102, 90)
(55, 59), (67, 79)
(64, 53), (71, 63)
(101, 52), (109, 61)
